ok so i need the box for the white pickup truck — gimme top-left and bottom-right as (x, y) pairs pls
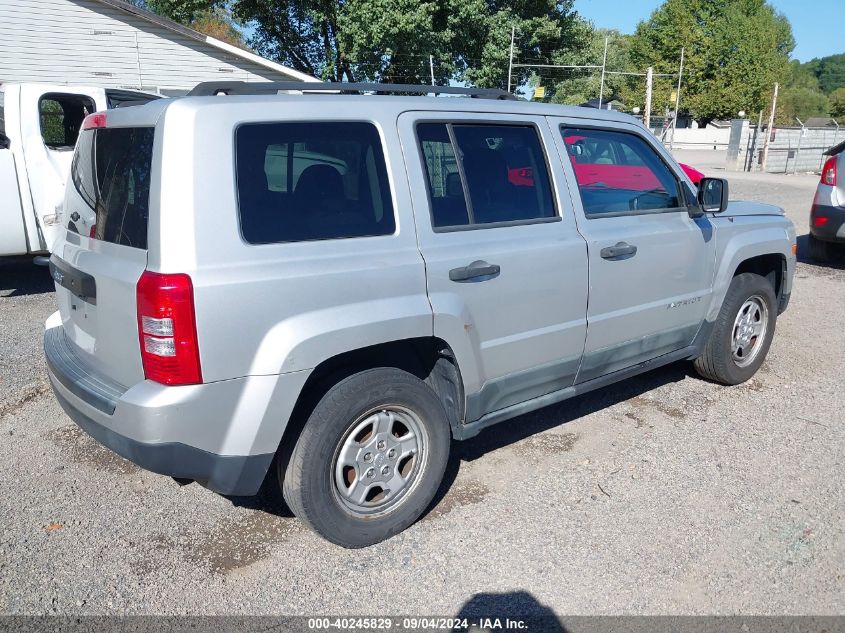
(0, 83), (158, 259)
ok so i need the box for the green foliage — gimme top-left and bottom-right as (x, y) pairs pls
(191, 7), (245, 47)
(829, 88), (845, 119)
(782, 55), (845, 123)
(627, 0), (794, 124)
(776, 87), (830, 125)
(232, 0), (590, 85)
(797, 53), (845, 95)
(145, 0), (216, 24)
(544, 29), (633, 106)
(786, 60), (820, 92)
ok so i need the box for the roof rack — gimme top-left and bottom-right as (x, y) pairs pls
(187, 81), (518, 100)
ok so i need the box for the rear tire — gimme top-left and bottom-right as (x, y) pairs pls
(281, 367), (451, 548)
(693, 273), (777, 385)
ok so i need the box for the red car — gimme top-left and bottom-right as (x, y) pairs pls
(506, 135), (704, 188)
(680, 163), (705, 185)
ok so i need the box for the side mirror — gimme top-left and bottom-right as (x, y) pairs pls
(0, 132), (10, 150)
(697, 177), (729, 213)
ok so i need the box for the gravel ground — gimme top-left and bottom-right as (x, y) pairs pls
(0, 159), (843, 616)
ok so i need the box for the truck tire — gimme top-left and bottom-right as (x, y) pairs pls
(281, 367), (451, 548)
(693, 272), (777, 385)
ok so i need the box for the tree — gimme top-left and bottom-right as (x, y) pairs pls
(776, 87), (830, 125)
(545, 29), (634, 106)
(780, 56), (840, 124)
(800, 53), (845, 95)
(628, 0), (794, 125)
(191, 7), (246, 47)
(145, 0), (215, 24)
(830, 87), (845, 119)
(231, 0), (592, 85)
(135, 0), (246, 47)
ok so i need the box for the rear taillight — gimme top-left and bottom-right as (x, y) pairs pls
(821, 156), (837, 186)
(89, 225), (96, 239)
(82, 112), (107, 130)
(813, 216), (829, 227)
(136, 271), (202, 386)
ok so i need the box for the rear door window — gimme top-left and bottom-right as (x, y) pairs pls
(562, 127), (682, 217)
(235, 122), (395, 244)
(71, 127), (154, 249)
(417, 123), (556, 229)
(39, 93), (96, 149)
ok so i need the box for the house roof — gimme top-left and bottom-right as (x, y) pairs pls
(92, 0), (319, 84)
(805, 117), (839, 128)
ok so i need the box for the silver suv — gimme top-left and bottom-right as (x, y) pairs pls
(44, 82), (796, 547)
(809, 147), (844, 261)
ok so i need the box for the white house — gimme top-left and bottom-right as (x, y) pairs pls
(0, 0), (318, 95)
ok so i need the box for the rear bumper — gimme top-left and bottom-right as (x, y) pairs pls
(44, 325), (282, 496)
(51, 387), (273, 495)
(810, 203), (845, 243)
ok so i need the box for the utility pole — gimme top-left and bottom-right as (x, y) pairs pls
(669, 47), (684, 151)
(761, 82), (778, 172)
(644, 66), (653, 129)
(598, 35), (609, 108)
(430, 55), (435, 86)
(507, 26), (516, 93)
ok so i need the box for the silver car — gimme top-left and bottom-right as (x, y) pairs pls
(809, 146), (844, 261)
(44, 82), (796, 547)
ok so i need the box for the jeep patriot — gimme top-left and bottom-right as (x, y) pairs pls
(44, 82), (796, 547)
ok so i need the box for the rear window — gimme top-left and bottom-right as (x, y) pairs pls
(39, 93), (96, 150)
(235, 122), (395, 244)
(71, 127), (154, 249)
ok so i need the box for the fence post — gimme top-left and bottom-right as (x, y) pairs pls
(598, 36), (609, 109)
(793, 118), (804, 175)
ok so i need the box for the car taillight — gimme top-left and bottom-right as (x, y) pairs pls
(82, 112), (107, 130)
(136, 271), (202, 386)
(89, 225), (96, 239)
(821, 156), (837, 186)
(813, 216), (829, 227)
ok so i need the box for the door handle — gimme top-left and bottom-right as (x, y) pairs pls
(449, 260), (501, 282)
(600, 242), (638, 260)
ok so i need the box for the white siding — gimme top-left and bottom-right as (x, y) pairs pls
(0, 0), (307, 92)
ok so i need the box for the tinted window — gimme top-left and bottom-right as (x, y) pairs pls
(105, 89), (161, 109)
(562, 128), (681, 217)
(418, 123), (556, 228)
(418, 123), (469, 227)
(71, 127), (154, 249)
(39, 93), (96, 149)
(236, 122), (394, 244)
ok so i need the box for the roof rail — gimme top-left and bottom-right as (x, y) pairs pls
(187, 81), (518, 100)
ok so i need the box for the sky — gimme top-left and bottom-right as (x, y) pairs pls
(574, 0), (845, 62)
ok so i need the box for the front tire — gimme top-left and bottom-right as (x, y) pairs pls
(693, 273), (777, 385)
(281, 368), (451, 548)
